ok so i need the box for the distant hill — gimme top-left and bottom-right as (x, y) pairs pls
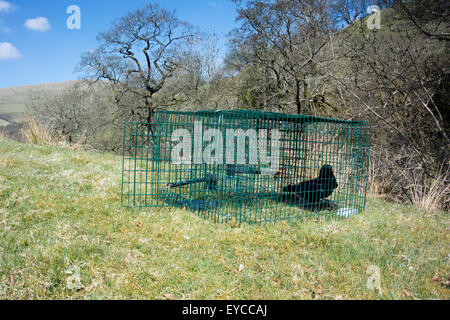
(0, 80), (82, 126)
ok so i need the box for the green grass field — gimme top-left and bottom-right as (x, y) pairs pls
(0, 138), (448, 299)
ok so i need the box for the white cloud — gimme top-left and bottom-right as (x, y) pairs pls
(24, 17), (50, 32)
(0, 1), (13, 13)
(0, 42), (22, 60)
(0, 0), (16, 13)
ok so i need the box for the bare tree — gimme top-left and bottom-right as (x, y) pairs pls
(154, 33), (226, 109)
(325, 2), (450, 209)
(230, 0), (336, 114)
(79, 3), (195, 123)
(396, 0), (450, 42)
(28, 82), (123, 151)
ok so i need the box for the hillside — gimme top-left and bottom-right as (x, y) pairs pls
(0, 80), (81, 126)
(0, 138), (448, 299)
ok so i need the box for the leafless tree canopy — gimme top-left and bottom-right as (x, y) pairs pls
(228, 0), (338, 114)
(80, 4), (196, 122)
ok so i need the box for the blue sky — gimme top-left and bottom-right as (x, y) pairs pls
(0, 0), (239, 88)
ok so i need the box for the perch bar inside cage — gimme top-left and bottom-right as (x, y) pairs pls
(167, 174), (217, 191)
(226, 164), (262, 176)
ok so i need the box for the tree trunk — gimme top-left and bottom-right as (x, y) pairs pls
(295, 79), (302, 114)
(303, 80), (309, 114)
(145, 95), (154, 124)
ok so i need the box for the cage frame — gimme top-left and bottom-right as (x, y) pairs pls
(121, 109), (371, 224)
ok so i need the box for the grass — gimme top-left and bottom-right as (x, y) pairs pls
(0, 138), (448, 300)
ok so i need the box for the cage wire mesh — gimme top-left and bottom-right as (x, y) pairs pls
(121, 109), (371, 224)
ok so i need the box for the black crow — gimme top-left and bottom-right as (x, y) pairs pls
(282, 165), (338, 204)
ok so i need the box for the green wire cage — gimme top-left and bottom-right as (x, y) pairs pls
(121, 109), (371, 224)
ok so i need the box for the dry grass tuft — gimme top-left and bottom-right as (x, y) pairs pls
(369, 156), (449, 211)
(21, 116), (90, 151)
(21, 116), (55, 146)
(410, 165), (450, 212)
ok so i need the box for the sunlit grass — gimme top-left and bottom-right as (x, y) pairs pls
(0, 138), (448, 299)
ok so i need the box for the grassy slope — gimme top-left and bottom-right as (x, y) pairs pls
(0, 139), (448, 299)
(0, 81), (80, 125)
